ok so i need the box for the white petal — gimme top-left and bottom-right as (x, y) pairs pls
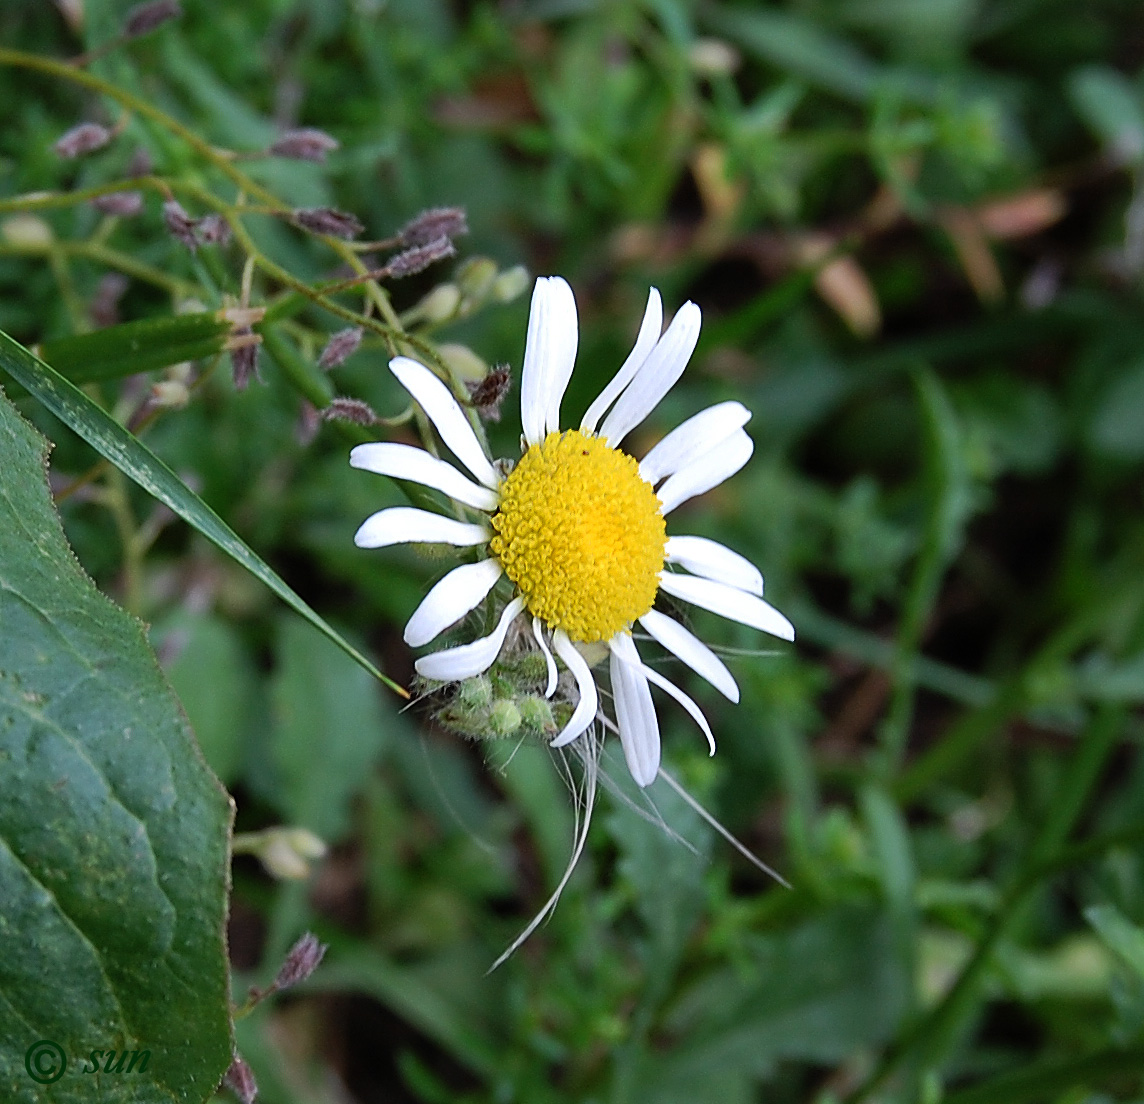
(638, 401), (751, 485)
(581, 288), (663, 434)
(638, 664), (717, 755)
(354, 507), (489, 549)
(550, 630), (599, 748)
(656, 429), (753, 515)
(520, 277), (578, 445)
(639, 609), (739, 702)
(658, 572), (795, 641)
(665, 535), (764, 597)
(533, 616), (558, 698)
(389, 356), (499, 488)
(608, 633), (661, 786)
(350, 442), (499, 512)
(404, 558), (503, 647)
(544, 278), (579, 435)
(414, 596), (524, 681)
(598, 301), (702, 447)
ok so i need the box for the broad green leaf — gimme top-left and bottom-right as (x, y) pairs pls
(0, 327), (405, 698)
(652, 907), (909, 1096)
(1086, 904), (1144, 980)
(269, 618), (390, 841)
(1088, 359), (1144, 459)
(160, 610), (256, 786)
(0, 387), (232, 1102)
(1068, 65), (1144, 161)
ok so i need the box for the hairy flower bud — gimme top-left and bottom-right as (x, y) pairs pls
(269, 127), (339, 164)
(318, 326), (363, 370)
(273, 932), (327, 992)
(467, 364), (511, 422)
(163, 200), (200, 251)
(197, 213), (231, 246)
(223, 1056), (257, 1104)
(292, 206), (363, 239)
(90, 272), (129, 328)
(91, 190), (144, 217)
(228, 328), (261, 389)
(386, 235), (455, 278)
(489, 699), (523, 736)
(54, 122), (112, 159)
(519, 695), (557, 735)
(321, 396), (380, 425)
(398, 205), (468, 248)
(123, 0), (182, 37)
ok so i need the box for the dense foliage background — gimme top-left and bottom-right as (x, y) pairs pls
(4, 1), (1144, 1101)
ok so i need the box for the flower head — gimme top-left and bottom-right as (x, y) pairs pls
(351, 277), (793, 787)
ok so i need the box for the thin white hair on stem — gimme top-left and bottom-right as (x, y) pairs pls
(492, 731), (531, 775)
(488, 727), (602, 972)
(414, 727), (499, 857)
(656, 766), (791, 888)
(592, 713), (697, 852)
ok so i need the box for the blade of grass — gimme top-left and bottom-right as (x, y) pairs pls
(0, 328), (407, 699)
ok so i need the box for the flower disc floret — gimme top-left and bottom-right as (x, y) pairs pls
(490, 430), (666, 642)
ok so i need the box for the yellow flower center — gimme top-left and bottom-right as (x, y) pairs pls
(489, 430), (666, 643)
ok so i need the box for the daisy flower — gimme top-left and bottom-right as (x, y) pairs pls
(351, 276), (794, 788)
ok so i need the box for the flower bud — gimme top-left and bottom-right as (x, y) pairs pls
(519, 695), (556, 735)
(292, 206), (364, 239)
(269, 127), (339, 163)
(1, 214), (53, 248)
(318, 326), (363, 370)
(150, 379), (190, 408)
(489, 699), (523, 736)
(54, 122), (112, 159)
(91, 191), (144, 217)
(466, 364), (511, 422)
(223, 1056), (257, 1104)
(438, 342), (487, 384)
(163, 200), (200, 251)
(456, 256), (497, 302)
(123, 0), (182, 38)
(414, 282), (461, 324)
(321, 396), (380, 426)
(197, 213), (231, 246)
(457, 675), (493, 709)
(491, 264), (530, 303)
(398, 206), (468, 248)
(228, 328), (262, 389)
(273, 932), (327, 991)
(90, 272), (129, 328)
(386, 235), (455, 278)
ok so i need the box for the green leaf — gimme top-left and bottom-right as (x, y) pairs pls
(0, 327), (405, 698)
(160, 610), (256, 786)
(0, 386), (232, 1102)
(652, 907), (909, 1094)
(703, 6), (936, 105)
(1068, 65), (1144, 161)
(269, 618), (390, 841)
(1088, 358), (1144, 459)
(1086, 904), (1144, 980)
(40, 313), (231, 386)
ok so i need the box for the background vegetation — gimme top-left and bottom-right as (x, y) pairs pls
(4, 1), (1144, 1101)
